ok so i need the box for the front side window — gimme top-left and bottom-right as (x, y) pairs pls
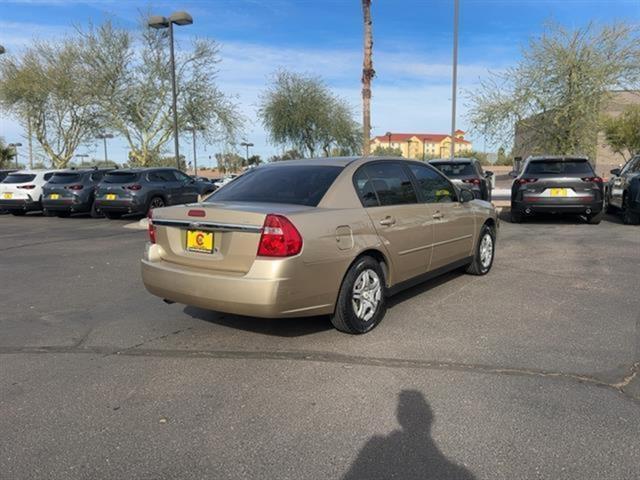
(173, 171), (192, 183)
(622, 157), (640, 174)
(408, 163), (456, 203)
(206, 165), (342, 207)
(357, 163), (418, 206)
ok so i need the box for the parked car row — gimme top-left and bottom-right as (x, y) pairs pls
(0, 167), (220, 218)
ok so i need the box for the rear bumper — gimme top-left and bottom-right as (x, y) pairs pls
(513, 198), (602, 214)
(95, 198), (145, 214)
(42, 198), (92, 212)
(0, 198), (41, 211)
(140, 245), (337, 318)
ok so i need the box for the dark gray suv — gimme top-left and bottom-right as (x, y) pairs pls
(429, 158), (493, 201)
(42, 168), (112, 217)
(95, 168), (200, 219)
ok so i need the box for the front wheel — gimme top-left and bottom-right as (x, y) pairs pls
(622, 195), (640, 225)
(330, 256), (386, 334)
(466, 224), (495, 276)
(585, 211), (603, 225)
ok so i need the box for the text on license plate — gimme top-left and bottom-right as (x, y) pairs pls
(187, 230), (214, 253)
(50, 194), (59, 200)
(550, 188), (568, 197)
(105, 194), (117, 200)
(2, 193), (12, 199)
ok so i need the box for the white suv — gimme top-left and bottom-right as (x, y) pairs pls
(0, 170), (62, 215)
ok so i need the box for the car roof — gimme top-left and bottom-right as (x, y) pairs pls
(107, 167), (176, 173)
(430, 158), (475, 164)
(14, 169), (64, 174)
(527, 156), (589, 162)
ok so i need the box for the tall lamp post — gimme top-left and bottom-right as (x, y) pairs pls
(240, 142), (254, 166)
(450, 0), (460, 160)
(149, 11), (193, 171)
(185, 126), (204, 176)
(385, 131), (392, 148)
(8, 143), (22, 168)
(96, 133), (114, 162)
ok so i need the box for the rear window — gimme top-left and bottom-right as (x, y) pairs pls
(103, 172), (139, 184)
(431, 162), (476, 177)
(525, 159), (594, 175)
(2, 174), (36, 184)
(49, 172), (82, 184)
(206, 166), (343, 206)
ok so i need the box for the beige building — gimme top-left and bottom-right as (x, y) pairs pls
(513, 91), (640, 176)
(370, 130), (473, 160)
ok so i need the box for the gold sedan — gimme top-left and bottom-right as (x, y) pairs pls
(141, 157), (498, 334)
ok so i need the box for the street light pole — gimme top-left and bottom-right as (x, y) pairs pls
(149, 11), (193, 172)
(76, 154), (89, 167)
(96, 133), (114, 162)
(240, 142), (254, 165)
(185, 127), (204, 176)
(385, 131), (392, 148)
(450, 0), (460, 160)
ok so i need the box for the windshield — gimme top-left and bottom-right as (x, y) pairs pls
(49, 173), (82, 184)
(103, 172), (139, 184)
(206, 165), (343, 206)
(525, 159), (594, 175)
(431, 162), (476, 177)
(2, 174), (36, 184)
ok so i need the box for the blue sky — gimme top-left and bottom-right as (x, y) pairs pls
(1, 0), (638, 166)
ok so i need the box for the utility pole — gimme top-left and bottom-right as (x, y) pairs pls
(450, 0), (459, 160)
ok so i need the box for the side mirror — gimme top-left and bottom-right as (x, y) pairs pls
(508, 171), (517, 178)
(610, 168), (621, 176)
(485, 170), (494, 177)
(459, 188), (475, 203)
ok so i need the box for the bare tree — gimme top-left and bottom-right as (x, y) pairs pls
(361, 0), (375, 156)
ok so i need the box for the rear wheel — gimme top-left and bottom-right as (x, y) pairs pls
(585, 211), (603, 225)
(330, 256), (386, 334)
(103, 211), (123, 220)
(148, 196), (165, 213)
(466, 224), (495, 276)
(10, 210), (26, 216)
(90, 201), (101, 218)
(510, 208), (523, 223)
(622, 195), (640, 225)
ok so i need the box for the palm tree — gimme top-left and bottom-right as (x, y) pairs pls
(361, 0), (374, 156)
(0, 137), (16, 169)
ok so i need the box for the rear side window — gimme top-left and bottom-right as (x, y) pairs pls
(356, 163), (418, 207)
(89, 171), (105, 182)
(43, 173), (55, 181)
(207, 166), (342, 207)
(49, 173), (81, 184)
(148, 171), (177, 182)
(103, 172), (139, 184)
(431, 162), (476, 177)
(2, 174), (36, 184)
(526, 160), (594, 175)
(408, 164), (456, 203)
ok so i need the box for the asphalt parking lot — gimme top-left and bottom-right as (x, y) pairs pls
(1, 212), (639, 480)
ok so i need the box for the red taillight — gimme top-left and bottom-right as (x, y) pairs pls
(147, 210), (156, 244)
(126, 184), (142, 190)
(462, 178), (481, 185)
(581, 177), (603, 183)
(257, 214), (303, 257)
(516, 178), (538, 185)
(188, 209), (206, 217)
(17, 184), (36, 189)
(65, 184), (84, 190)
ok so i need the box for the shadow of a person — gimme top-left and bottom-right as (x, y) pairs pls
(342, 390), (476, 480)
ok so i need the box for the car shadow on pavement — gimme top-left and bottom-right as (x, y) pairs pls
(386, 271), (465, 310)
(183, 306), (333, 337)
(342, 390), (476, 480)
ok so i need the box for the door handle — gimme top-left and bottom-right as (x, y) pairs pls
(432, 211), (444, 220)
(379, 216), (396, 226)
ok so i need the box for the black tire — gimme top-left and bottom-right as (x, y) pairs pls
(10, 210), (26, 216)
(330, 256), (386, 334)
(622, 195), (640, 225)
(510, 208), (523, 223)
(585, 211), (603, 225)
(466, 224), (496, 276)
(147, 196), (165, 214)
(103, 211), (123, 220)
(90, 201), (102, 218)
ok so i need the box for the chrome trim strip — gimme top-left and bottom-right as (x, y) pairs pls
(432, 234), (473, 248)
(399, 244), (433, 256)
(153, 218), (262, 233)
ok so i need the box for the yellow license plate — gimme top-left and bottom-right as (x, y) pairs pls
(550, 188), (568, 197)
(105, 194), (117, 200)
(2, 193), (12, 199)
(50, 194), (60, 200)
(187, 230), (214, 253)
